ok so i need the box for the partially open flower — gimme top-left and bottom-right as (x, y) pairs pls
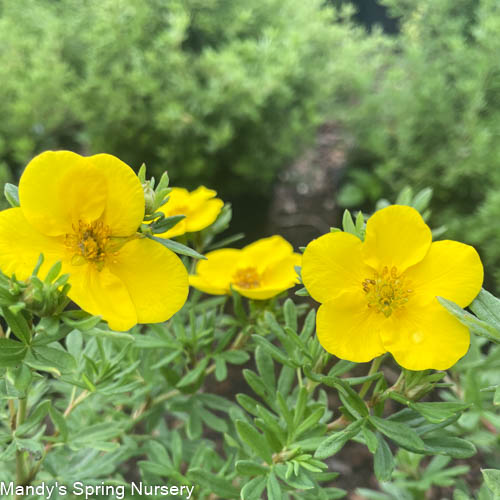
(190, 235), (301, 300)
(0, 151), (189, 331)
(301, 205), (484, 370)
(156, 186), (224, 239)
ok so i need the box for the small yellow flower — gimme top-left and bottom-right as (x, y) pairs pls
(190, 235), (301, 300)
(0, 151), (189, 331)
(156, 186), (224, 239)
(301, 205), (484, 370)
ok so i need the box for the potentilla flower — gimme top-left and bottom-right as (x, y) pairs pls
(156, 186), (224, 239)
(301, 205), (483, 370)
(190, 235), (301, 300)
(0, 151), (189, 331)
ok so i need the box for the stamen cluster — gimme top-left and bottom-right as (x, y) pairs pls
(362, 266), (413, 317)
(65, 220), (112, 268)
(232, 267), (261, 289)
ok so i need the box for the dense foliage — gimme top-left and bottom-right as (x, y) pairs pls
(0, 0), (374, 198)
(336, 0), (500, 290)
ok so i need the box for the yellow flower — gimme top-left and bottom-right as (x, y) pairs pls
(156, 186), (224, 239)
(0, 151), (189, 331)
(190, 235), (301, 300)
(301, 205), (483, 370)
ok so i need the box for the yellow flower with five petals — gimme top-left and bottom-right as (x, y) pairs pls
(301, 205), (483, 370)
(0, 151), (189, 331)
(155, 186), (224, 239)
(190, 235), (301, 300)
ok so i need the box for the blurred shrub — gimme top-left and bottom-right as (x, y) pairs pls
(0, 0), (387, 199)
(335, 0), (500, 289)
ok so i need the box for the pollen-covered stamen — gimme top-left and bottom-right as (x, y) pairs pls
(65, 220), (114, 268)
(233, 267), (261, 289)
(362, 266), (413, 317)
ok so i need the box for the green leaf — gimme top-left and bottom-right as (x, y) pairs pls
(494, 386), (500, 406)
(412, 187), (433, 212)
(176, 357), (209, 388)
(215, 358), (227, 381)
(373, 434), (394, 482)
(146, 234), (206, 260)
(410, 401), (471, 423)
(235, 420), (273, 464)
(482, 469), (500, 496)
(283, 299), (297, 332)
(219, 350), (249, 365)
(27, 345), (76, 374)
(369, 416), (425, 452)
(2, 307), (31, 345)
(49, 406), (68, 441)
(315, 419), (364, 459)
(361, 427), (378, 454)
(0, 338), (28, 366)
(241, 476), (267, 500)
(16, 400), (51, 436)
(4, 183), (20, 207)
(188, 469), (239, 499)
(267, 471), (282, 500)
(438, 296), (500, 343)
(15, 438), (44, 460)
(342, 210), (357, 236)
(236, 460), (269, 476)
(422, 436), (476, 458)
(151, 214), (185, 234)
(256, 346), (275, 391)
(252, 335), (296, 368)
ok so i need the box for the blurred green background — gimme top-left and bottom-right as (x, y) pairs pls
(2, 0), (500, 289)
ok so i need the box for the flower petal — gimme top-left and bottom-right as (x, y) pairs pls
(67, 265), (137, 332)
(88, 154), (145, 236)
(317, 291), (386, 362)
(405, 240), (483, 308)
(362, 205), (432, 272)
(233, 285), (289, 300)
(19, 151), (107, 236)
(381, 301), (470, 370)
(241, 235), (295, 272)
(261, 254), (301, 288)
(108, 237), (189, 324)
(0, 208), (65, 280)
(185, 198), (224, 233)
(302, 231), (370, 304)
(189, 248), (241, 295)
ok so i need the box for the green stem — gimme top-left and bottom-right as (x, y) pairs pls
(15, 397), (28, 493)
(359, 354), (387, 399)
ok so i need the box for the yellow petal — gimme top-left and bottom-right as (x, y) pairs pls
(189, 186), (218, 205)
(381, 301), (470, 370)
(67, 265), (137, 332)
(233, 285), (289, 300)
(107, 237), (189, 324)
(362, 205), (432, 272)
(190, 248), (241, 295)
(0, 208), (65, 280)
(302, 231), (371, 304)
(260, 254), (301, 288)
(161, 219), (188, 239)
(316, 291), (386, 362)
(185, 198), (224, 232)
(88, 154), (145, 236)
(405, 240), (483, 308)
(19, 151), (107, 236)
(240, 235), (294, 272)
(189, 274), (228, 295)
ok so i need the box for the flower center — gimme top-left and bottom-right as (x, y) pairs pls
(65, 220), (113, 269)
(233, 267), (261, 289)
(362, 266), (413, 317)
